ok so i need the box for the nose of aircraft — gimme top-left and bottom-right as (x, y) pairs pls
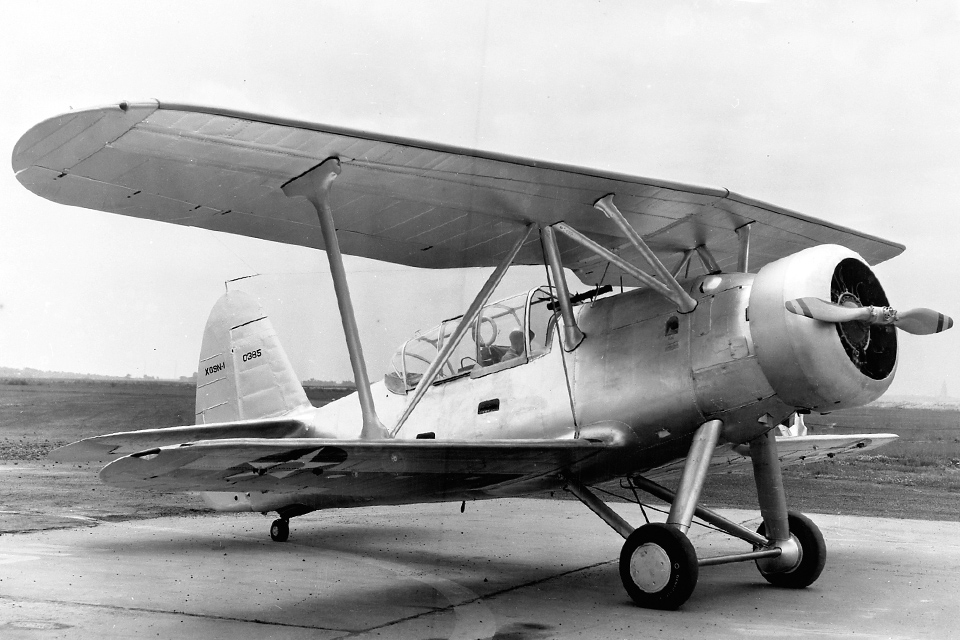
(748, 245), (904, 413)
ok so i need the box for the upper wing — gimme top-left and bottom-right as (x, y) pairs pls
(98, 437), (614, 499)
(13, 101), (903, 286)
(644, 433), (898, 485)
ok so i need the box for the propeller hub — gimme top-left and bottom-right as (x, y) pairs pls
(835, 292), (871, 358)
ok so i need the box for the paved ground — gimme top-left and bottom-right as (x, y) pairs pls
(0, 499), (957, 639)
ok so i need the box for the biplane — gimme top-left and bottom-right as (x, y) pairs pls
(12, 101), (952, 609)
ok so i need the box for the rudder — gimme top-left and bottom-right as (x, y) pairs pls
(195, 291), (310, 424)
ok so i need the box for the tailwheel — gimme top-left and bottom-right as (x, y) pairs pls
(619, 523), (699, 610)
(755, 511), (826, 588)
(270, 518), (290, 542)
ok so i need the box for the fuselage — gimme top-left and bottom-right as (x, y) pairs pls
(298, 272), (791, 483)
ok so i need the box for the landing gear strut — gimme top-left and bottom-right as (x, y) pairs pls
(567, 420), (828, 609)
(270, 518), (289, 542)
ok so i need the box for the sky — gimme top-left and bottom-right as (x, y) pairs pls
(1, 1), (958, 397)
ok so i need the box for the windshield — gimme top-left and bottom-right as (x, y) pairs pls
(384, 288), (557, 393)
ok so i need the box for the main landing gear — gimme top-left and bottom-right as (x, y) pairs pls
(755, 511), (826, 588)
(566, 420), (826, 610)
(620, 523), (698, 609)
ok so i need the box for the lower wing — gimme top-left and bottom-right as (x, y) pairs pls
(644, 433), (898, 485)
(98, 437), (617, 499)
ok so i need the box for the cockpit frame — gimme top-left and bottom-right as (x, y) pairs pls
(385, 286), (559, 394)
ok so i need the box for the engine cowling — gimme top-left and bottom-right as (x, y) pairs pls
(749, 244), (897, 412)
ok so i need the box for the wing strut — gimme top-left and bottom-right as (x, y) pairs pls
(594, 195), (698, 313)
(541, 226), (585, 350)
(671, 249), (694, 279)
(736, 223), (753, 272)
(695, 245), (722, 275)
(282, 158), (389, 439)
(389, 224), (535, 437)
(554, 222), (698, 313)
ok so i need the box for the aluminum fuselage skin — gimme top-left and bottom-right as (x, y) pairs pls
(307, 273), (792, 478)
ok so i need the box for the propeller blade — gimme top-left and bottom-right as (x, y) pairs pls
(894, 308), (954, 335)
(785, 298), (954, 335)
(784, 297), (871, 323)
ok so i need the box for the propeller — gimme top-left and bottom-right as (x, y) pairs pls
(784, 297), (953, 335)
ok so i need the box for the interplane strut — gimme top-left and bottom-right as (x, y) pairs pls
(282, 158), (389, 439)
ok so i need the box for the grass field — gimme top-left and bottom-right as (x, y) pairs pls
(1, 378), (959, 532)
(0, 379), (353, 531)
(0, 378), (351, 459)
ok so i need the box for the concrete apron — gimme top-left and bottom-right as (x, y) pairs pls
(0, 498), (957, 639)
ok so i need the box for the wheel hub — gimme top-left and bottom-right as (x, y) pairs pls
(756, 535), (803, 575)
(629, 543), (672, 592)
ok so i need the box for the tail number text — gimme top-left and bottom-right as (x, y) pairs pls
(204, 362), (225, 376)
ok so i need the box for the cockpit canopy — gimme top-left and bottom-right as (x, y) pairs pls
(385, 287), (559, 394)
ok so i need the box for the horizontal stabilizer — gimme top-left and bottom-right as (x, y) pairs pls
(49, 417), (311, 462)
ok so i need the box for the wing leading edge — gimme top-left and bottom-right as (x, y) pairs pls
(13, 101), (904, 286)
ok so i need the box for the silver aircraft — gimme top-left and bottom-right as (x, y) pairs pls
(12, 101), (953, 609)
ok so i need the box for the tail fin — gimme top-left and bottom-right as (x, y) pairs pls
(195, 291), (311, 424)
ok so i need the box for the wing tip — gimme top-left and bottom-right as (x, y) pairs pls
(12, 99), (160, 175)
(48, 439), (120, 463)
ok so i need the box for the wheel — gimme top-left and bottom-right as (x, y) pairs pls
(619, 523), (699, 610)
(270, 518), (289, 542)
(755, 511), (826, 588)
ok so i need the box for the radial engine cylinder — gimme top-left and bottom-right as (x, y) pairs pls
(749, 244), (897, 412)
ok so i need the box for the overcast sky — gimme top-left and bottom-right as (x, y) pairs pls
(1, 1), (958, 396)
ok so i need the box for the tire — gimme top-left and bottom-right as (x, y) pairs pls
(619, 523), (699, 610)
(270, 518), (290, 542)
(756, 511), (826, 588)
